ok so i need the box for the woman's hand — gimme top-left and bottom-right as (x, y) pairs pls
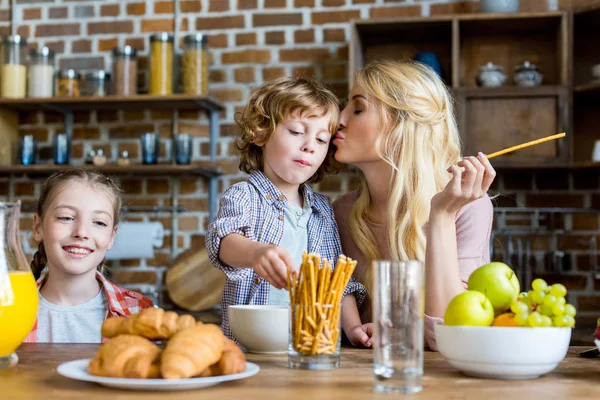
(430, 152), (496, 217)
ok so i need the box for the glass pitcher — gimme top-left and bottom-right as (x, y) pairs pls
(0, 201), (39, 369)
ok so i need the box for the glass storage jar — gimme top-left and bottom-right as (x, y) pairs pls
(112, 46), (137, 96)
(83, 70), (110, 96)
(182, 33), (209, 95)
(1, 35), (27, 98)
(28, 47), (55, 98)
(56, 69), (81, 97)
(149, 33), (173, 95)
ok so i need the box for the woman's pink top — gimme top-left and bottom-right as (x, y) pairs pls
(333, 191), (493, 351)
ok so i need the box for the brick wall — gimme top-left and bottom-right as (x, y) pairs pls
(0, 0), (598, 325)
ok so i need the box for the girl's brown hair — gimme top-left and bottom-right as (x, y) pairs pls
(235, 76), (341, 184)
(30, 169), (123, 279)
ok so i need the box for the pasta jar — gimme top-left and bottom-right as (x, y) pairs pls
(182, 33), (209, 95)
(149, 33), (173, 95)
(56, 69), (81, 97)
(28, 47), (55, 98)
(1, 35), (27, 98)
(83, 70), (110, 96)
(112, 46), (137, 96)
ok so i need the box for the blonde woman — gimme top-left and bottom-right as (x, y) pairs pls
(333, 60), (496, 350)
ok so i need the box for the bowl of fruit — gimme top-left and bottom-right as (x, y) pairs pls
(435, 262), (575, 380)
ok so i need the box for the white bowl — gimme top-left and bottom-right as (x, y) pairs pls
(435, 325), (571, 379)
(228, 305), (289, 354)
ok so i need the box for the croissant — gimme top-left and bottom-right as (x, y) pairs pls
(101, 308), (197, 340)
(88, 335), (162, 379)
(161, 323), (224, 379)
(200, 336), (246, 377)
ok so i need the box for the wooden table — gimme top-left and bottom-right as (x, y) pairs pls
(1, 344), (599, 399)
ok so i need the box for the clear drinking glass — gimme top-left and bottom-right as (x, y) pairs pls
(372, 260), (424, 394)
(140, 132), (160, 164)
(0, 201), (39, 369)
(53, 133), (71, 165)
(173, 133), (192, 165)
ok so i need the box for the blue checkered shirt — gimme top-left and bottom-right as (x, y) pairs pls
(206, 170), (367, 340)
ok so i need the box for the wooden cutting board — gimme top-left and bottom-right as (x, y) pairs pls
(165, 247), (226, 311)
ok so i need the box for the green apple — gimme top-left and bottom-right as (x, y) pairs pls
(444, 291), (494, 326)
(467, 262), (520, 313)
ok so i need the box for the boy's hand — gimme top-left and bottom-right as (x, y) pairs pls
(346, 323), (374, 348)
(251, 244), (296, 290)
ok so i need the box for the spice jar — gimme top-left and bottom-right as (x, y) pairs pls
(28, 47), (55, 98)
(183, 33), (209, 95)
(1, 35), (27, 98)
(83, 70), (110, 96)
(56, 69), (81, 97)
(112, 46), (137, 96)
(149, 33), (173, 95)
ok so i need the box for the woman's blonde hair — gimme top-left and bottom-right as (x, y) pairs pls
(235, 76), (341, 184)
(31, 169), (123, 279)
(348, 60), (462, 290)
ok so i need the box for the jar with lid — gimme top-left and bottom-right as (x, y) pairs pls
(83, 70), (110, 96)
(475, 62), (506, 88)
(28, 47), (55, 98)
(56, 69), (81, 97)
(183, 33), (209, 95)
(1, 35), (27, 98)
(513, 61), (543, 87)
(149, 33), (173, 95)
(112, 46), (137, 96)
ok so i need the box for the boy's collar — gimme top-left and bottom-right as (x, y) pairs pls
(248, 170), (318, 213)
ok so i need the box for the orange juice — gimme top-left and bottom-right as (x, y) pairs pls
(0, 271), (38, 357)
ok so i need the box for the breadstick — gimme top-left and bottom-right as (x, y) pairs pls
(486, 133), (566, 159)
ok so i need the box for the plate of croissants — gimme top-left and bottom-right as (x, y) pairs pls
(56, 308), (260, 391)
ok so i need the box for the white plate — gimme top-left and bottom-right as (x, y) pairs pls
(57, 358), (260, 391)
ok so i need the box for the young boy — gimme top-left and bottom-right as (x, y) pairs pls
(206, 77), (369, 345)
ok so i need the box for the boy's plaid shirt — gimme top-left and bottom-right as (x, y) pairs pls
(206, 170), (367, 340)
(23, 267), (154, 343)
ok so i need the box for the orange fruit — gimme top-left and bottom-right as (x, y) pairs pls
(492, 312), (518, 327)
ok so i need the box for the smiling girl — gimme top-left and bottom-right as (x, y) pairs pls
(23, 169), (153, 343)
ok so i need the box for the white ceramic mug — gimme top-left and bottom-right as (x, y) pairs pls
(592, 140), (600, 162)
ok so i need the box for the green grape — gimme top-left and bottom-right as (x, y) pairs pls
(538, 305), (553, 317)
(541, 315), (552, 327)
(514, 312), (529, 326)
(531, 290), (546, 304)
(543, 295), (557, 307)
(552, 303), (565, 316)
(564, 315), (576, 328)
(564, 304), (577, 317)
(550, 283), (567, 298)
(527, 312), (543, 327)
(552, 316), (564, 327)
(511, 301), (529, 315)
(532, 278), (548, 292)
(556, 297), (566, 306)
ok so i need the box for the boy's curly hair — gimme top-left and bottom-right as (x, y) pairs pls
(235, 76), (341, 184)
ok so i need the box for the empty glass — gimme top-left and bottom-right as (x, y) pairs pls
(140, 132), (160, 164)
(372, 260), (424, 394)
(53, 133), (70, 165)
(173, 133), (192, 165)
(18, 135), (36, 165)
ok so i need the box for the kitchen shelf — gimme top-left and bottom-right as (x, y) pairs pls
(574, 81), (600, 94)
(0, 94), (224, 112)
(455, 85), (566, 99)
(0, 163), (224, 178)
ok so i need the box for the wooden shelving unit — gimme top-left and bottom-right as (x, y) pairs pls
(0, 95), (226, 225)
(350, 11), (573, 168)
(0, 163), (224, 179)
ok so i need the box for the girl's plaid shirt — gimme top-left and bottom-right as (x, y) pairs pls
(206, 170), (367, 340)
(23, 267), (154, 343)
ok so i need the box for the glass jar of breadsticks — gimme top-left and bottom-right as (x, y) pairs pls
(287, 252), (357, 370)
(182, 33), (209, 95)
